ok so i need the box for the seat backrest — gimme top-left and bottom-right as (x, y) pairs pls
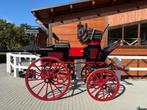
(77, 23), (88, 41)
(77, 23), (102, 44)
(102, 40), (121, 53)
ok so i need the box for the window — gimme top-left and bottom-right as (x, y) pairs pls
(140, 23), (147, 45)
(108, 22), (147, 47)
(124, 25), (138, 46)
(108, 28), (122, 45)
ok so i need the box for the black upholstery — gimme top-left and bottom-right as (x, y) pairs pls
(103, 40), (120, 52)
(54, 40), (70, 48)
(52, 33), (70, 48)
(77, 23), (102, 44)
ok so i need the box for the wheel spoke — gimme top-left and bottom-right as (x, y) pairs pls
(52, 83), (63, 94)
(37, 83), (46, 95)
(51, 63), (58, 73)
(29, 70), (41, 76)
(55, 82), (68, 88)
(107, 82), (116, 89)
(34, 64), (42, 72)
(99, 89), (108, 99)
(49, 83), (55, 98)
(102, 89), (105, 98)
(91, 86), (100, 94)
(81, 64), (95, 82)
(93, 73), (99, 80)
(38, 65), (45, 71)
(105, 89), (111, 98)
(96, 88), (102, 97)
(104, 76), (114, 84)
(47, 61), (52, 74)
(44, 83), (48, 98)
(31, 81), (44, 89)
(35, 75), (41, 79)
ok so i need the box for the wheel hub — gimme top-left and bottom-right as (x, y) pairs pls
(102, 84), (107, 89)
(44, 78), (51, 83)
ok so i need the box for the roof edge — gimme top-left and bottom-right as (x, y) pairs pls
(32, 0), (90, 12)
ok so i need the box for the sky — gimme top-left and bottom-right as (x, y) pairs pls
(0, 0), (82, 26)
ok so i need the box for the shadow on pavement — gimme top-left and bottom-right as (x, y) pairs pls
(59, 80), (86, 100)
(114, 79), (134, 100)
(137, 106), (147, 110)
(122, 79), (134, 86)
(113, 84), (126, 100)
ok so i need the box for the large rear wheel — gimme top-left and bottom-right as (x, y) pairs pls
(25, 57), (70, 101)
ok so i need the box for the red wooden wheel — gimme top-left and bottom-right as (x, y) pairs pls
(86, 69), (119, 101)
(25, 57), (70, 101)
(81, 64), (97, 82)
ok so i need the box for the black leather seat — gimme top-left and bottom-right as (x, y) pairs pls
(77, 23), (102, 44)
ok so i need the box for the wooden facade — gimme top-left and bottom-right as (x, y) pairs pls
(108, 8), (147, 26)
(52, 17), (106, 48)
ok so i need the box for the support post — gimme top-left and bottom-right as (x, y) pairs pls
(13, 56), (19, 77)
(18, 52), (21, 72)
(6, 53), (11, 73)
(138, 23), (141, 46)
(75, 59), (82, 81)
(104, 17), (109, 47)
(47, 24), (53, 46)
(114, 57), (121, 80)
(122, 26), (124, 46)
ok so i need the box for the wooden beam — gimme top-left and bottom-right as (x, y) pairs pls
(92, 0), (95, 7)
(138, 23), (141, 46)
(48, 24), (53, 46)
(50, 8), (54, 15)
(122, 26), (124, 46)
(70, 4), (73, 13)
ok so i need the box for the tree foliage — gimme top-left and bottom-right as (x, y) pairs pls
(0, 19), (35, 49)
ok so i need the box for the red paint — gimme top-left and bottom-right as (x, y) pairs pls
(89, 48), (99, 59)
(87, 40), (100, 45)
(69, 47), (83, 57)
(48, 52), (63, 59)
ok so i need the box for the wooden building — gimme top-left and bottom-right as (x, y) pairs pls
(34, 0), (147, 77)
(108, 9), (147, 77)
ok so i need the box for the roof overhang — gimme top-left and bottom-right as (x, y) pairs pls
(32, 0), (147, 28)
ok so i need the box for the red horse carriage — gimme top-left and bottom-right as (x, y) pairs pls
(25, 23), (125, 101)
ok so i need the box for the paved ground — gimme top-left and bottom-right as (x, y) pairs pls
(0, 63), (147, 110)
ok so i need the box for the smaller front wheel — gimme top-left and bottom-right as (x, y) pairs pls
(81, 64), (97, 82)
(86, 69), (119, 101)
